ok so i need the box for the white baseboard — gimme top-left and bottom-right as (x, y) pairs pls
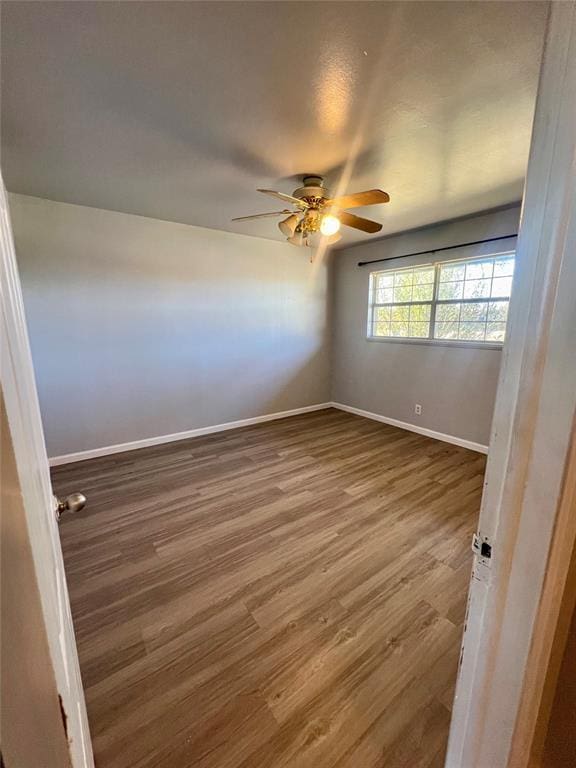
(330, 402), (489, 454)
(49, 400), (488, 466)
(48, 403), (332, 466)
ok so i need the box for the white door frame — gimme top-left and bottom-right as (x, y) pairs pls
(446, 2), (576, 766)
(1, 176), (94, 767)
(2, 4), (574, 766)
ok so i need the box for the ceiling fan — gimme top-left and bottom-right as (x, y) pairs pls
(232, 175), (390, 246)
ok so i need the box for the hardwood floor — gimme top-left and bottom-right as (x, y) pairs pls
(53, 408), (486, 768)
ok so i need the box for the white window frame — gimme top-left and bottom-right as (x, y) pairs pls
(367, 250), (515, 349)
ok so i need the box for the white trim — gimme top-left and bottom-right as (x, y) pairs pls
(49, 403), (332, 466)
(49, 400), (489, 466)
(330, 402), (489, 454)
(1, 177), (93, 765)
(446, 4), (576, 767)
(367, 251), (515, 348)
(366, 336), (504, 351)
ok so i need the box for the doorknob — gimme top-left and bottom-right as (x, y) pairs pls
(56, 492), (87, 521)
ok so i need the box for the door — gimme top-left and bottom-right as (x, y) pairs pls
(446, 3), (576, 767)
(0, 175), (93, 767)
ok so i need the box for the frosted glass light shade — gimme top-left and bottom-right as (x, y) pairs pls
(287, 230), (304, 246)
(320, 214), (341, 236)
(278, 214), (299, 237)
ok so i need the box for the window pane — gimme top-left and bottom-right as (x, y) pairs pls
(394, 285), (413, 303)
(376, 287), (393, 303)
(390, 322), (410, 337)
(491, 276), (513, 297)
(394, 271), (413, 287)
(466, 260), (493, 280)
(438, 281), (464, 300)
(372, 322), (390, 337)
(409, 304), (431, 322)
(488, 301), (508, 321)
(369, 255), (513, 344)
(460, 301), (487, 322)
(463, 278), (491, 299)
(377, 273), (394, 288)
(439, 263), (465, 282)
(374, 306), (391, 322)
(459, 322), (486, 341)
(436, 303), (460, 321)
(494, 258), (515, 277)
(409, 322), (429, 338)
(414, 267), (434, 285)
(435, 321), (459, 339)
(412, 283), (433, 301)
(486, 322), (506, 342)
(391, 305), (410, 322)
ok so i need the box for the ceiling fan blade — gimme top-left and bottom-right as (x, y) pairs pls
(326, 189), (390, 209)
(257, 189), (309, 208)
(338, 211), (383, 234)
(232, 210), (293, 222)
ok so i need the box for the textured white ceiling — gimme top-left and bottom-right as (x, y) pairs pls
(1, 1), (547, 246)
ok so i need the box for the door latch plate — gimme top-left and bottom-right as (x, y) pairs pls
(472, 532), (493, 565)
(471, 532), (493, 583)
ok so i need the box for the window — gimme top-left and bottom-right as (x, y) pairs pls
(368, 253), (515, 345)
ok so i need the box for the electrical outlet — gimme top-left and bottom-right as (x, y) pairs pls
(415, 404), (422, 416)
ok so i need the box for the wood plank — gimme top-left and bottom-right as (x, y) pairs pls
(53, 408), (484, 768)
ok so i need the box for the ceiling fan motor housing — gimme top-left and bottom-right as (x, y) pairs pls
(293, 175), (329, 205)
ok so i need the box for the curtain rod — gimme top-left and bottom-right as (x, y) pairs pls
(357, 233), (518, 267)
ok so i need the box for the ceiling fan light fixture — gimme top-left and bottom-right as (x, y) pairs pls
(305, 231), (322, 248)
(325, 231), (342, 245)
(233, 176), (389, 246)
(278, 214), (299, 237)
(287, 229), (304, 247)
(320, 214), (341, 236)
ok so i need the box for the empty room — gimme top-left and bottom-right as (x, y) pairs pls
(3, 2), (576, 768)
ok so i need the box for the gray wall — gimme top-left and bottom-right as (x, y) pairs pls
(10, 194), (330, 457)
(331, 206), (521, 446)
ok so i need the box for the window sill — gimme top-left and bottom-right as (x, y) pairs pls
(366, 336), (504, 350)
